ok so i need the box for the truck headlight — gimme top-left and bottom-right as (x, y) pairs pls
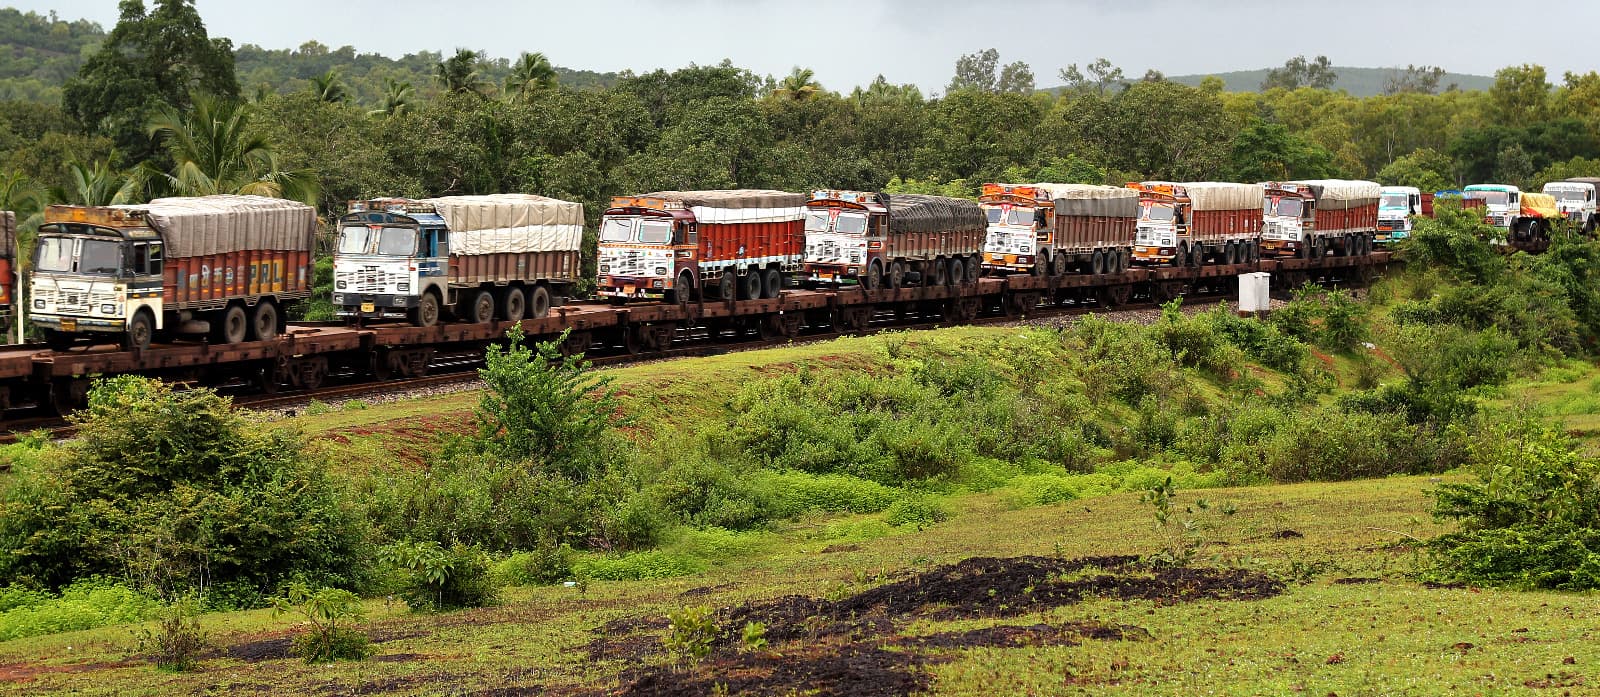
(654, 266), (668, 276)
(33, 299), (43, 309)
(599, 264), (610, 273)
(332, 294), (344, 304)
(396, 282), (409, 292)
(336, 280), (347, 289)
(100, 304), (116, 314)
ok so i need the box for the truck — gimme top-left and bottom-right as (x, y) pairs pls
(598, 190), (806, 302)
(1260, 179), (1381, 258)
(978, 183), (1138, 276)
(31, 195), (315, 351)
(333, 194), (582, 327)
(1463, 184), (1550, 241)
(1129, 182), (1262, 266)
(803, 191), (986, 288)
(1377, 186), (1433, 243)
(1541, 178), (1600, 233)
(0, 211), (14, 338)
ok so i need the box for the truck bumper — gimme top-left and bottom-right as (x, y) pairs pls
(1130, 246), (1176, 265)
(334, 293), (416, 320)
(803, 264), (860, 284)
(1260, 240), (1301, 257)
(31, 313), (123, 334)
(598, 276), (667, 300)
(981, 252), (1035, 272)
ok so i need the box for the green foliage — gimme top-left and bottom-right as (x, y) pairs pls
(882, 494), (952, 528)
(379, 541), (498, 612)
(145, 93), (320, 205)
(272, 583), (370, 663)
(1269, 286), (1370, 352)
(574, 551), (704, 581)
(664, 605), (717, 665)
(0, 376), (371, 597)
(473, 326), (625, 480)
(740, 621), (768, 652)
(1141, 477), (1237, 566)
(0, 578), (161, 641)
(495, 542), (579, 587)
(1428, 421), (1600, 589)
(1377, 148), (1454, 191)
(140, 595), (207, 672)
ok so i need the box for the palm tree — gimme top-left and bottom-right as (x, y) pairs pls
(0, 170), (45, 231)
(504, 52), (557, 101)
(368, 77), (415, 117)
(54, 158), (142, 206)
(773, 67), (822, 102)
(436, 48), (486, 96)
(144, 93), (319, 205)
(310, 69), (349, 104)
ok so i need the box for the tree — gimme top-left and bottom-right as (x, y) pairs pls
(504, 52), (557, 102)
(1376, 148), (1454, 191)
(1261, 55), (1337, 91)
(55, 158), (142, 206)
(309, 69), (348, 104)
(1490, 64), (1550, 128)
(1228, 120), (1334, 182)
(1058, 58), (1125, 96)
(996, 61), (1035, 94)
(948, 48), (1000, 93)
(1384, 64), (1447, 95)
(144, 93), (319, 204)
(61, 0), (239, 162)
(436, 48), (486, 96)
(773, 67), (822, 102)
(368, 77), (414, 117)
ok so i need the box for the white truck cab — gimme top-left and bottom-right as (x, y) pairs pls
(1378, 186), (1422, 242)
(1541, 179), (1598, 232)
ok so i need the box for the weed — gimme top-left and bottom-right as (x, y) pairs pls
(1141, 477), (1236, 566)
(271, 583), (370, 663)
(380, 541), (499, 611)
(139, 595), (206, 672)
(740, 621), (768, 652)
(664, 605), (717, 666)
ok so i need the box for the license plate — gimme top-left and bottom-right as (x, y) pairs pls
(361, 302), (375, 313)
(623, 285), (636, 295)
(819, 273), (835, 281)
(59, 319), (76, 331)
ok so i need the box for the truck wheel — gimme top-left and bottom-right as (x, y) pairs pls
(44, 329), (75, 352)
(889, 261), (906, 288)
(1031, 253), (1047, 277)
(932, 258), (949, 286)
(501, 286), (527, 321)
(761, 268), (781, 299)
(1051, 253), (1068, 277)
(249, 301), (279, 341)
(719, 272), (736, 300)
(968, 254), (981, 283)
(411, 291), (440, 327)
(945, 257), (963, 286)
(864, 260), (883, 290)
(739, 271), (761, 300)
(529, 285), (552, 318)
(214, 305), (248, 344)
(122, 311), (154, 351)
(1090, 250), (1106, 275)
(467, 290), (494, 323)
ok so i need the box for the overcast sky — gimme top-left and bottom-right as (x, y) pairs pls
(13, 0), (1600, 92)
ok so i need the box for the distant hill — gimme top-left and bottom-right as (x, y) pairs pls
(1163, 66), (1496, 96)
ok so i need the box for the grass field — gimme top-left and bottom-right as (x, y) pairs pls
(4, 324), (1597, 695)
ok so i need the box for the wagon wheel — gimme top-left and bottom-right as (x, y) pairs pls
(1101, 284), (1133, 307)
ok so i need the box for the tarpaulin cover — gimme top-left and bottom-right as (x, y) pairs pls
(1181, 182), (1263, 211)
(1522, 192), (1560, 219)
(117, 195), (315, 258)
(1289, 179), (1382, 209)
(883, 193), (987, 234)
(1043, 183), (1140, 218)
(640, 189), (807, 225)
(422, 193), (584, 255)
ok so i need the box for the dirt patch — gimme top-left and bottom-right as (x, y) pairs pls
(371, 653), (429, 663)
(595, 555), (1280, 697)
(1269, 530), (1304, 539)
(1524, 671), (1585, 689)
(0, 660), (135, 683)
(821, 543), (861, 553)
(1332, 577), (1381, 585)
(227, 636), (294, 662)
(679, 583), (736, 598)
(619, 642), (931, 697)
(894, 621), (1150, 649)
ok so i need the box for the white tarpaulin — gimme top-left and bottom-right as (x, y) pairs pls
(1039, 183), (1140, 218)
(637, 190), (807, 225)
(118, 195), (316, 258)
(423, 194), (584, 255)
(1290, 179), (1382, 208)
(1182, 182), (1264, 212)
(688, 206), (806, 224)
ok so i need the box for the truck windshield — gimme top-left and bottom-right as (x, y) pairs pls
(1550, 189), (1588, 202)
(1142, 203), (1174, 222)
(1380, 194), (1410, 208)
(600, 217), (635, 243)
(338, 226), (373, 254)
(375, 227), (416, 256)
(36, 236), (122, 275)
(805, 211), (831, 232)
(985, 207), (1003, 224)
(1469, 191), (1509, 205)
(638, 220), (672, 244)
(1273, 199), (1304, 217)
(835, 213), (868, 234)
(1006, 208), (1034, 226)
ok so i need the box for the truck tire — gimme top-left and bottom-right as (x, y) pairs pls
(501, 286), (527, 322)
(864, 260), (883, 290)
(410, 291), (440, 327)
(214, 305), (248, 344)
(123, 310), (154, 351)
(932, 258), (948, 286)
(249, 300), (279, 341)
(1051, 253), (1068, 277)
(968, 254), (981, 283)
(529, 285), (552, 318)
(889, 261), (906, 288)
(945, 257), (963, 286)
(1031, 252), (1047, 277)
(719, 272), (736, 300)
(466, 290), (494, 324)
(739, 271), (761, 300)
(761, 268), (781, 299)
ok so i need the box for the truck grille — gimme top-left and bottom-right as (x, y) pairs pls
(603, 250), (652, 276)
(341, 267), (399, 294)
(36, 287), (118, 313)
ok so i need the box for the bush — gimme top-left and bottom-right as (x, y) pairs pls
(572, 550), (704, 581)
(1261, 405), (1449, 482)
(142, 596), (207, 672)
(273, 584), (371, 663)
(882, 494), (951, 527)
(1428, 421), (1600, 589)
(496, 543), (578, 587)
(0, 377), (372, 597)
(0, 579), (162, 641)
(381, 541), (499, 612)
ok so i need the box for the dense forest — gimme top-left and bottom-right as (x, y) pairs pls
(0, 0), (1595, 246)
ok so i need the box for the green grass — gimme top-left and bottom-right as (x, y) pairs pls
(3, 474), (1595, 695)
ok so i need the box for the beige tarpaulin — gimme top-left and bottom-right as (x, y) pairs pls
(1040, 183), (1140, 218)
(1288, 179), (1382, 209)
(119, 195), (316, 258)
(1182, 182), (1264, 212)
(423, 194), (584, 255)
(639, 190), (807, 224)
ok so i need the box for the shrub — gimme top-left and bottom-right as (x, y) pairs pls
(882, 494), (951, 527)
(573, 551), (704, 581)
(1261, 406), (1448, 482)
(142, 595), (207, 672)
(665, 605), (716, 665)
(0, 579), (161, 641)
(380, 541), (499, 612)
(272, 583), (370, 663)
(1428, 421), (1600, 589)
(495, 542), (578, 587)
